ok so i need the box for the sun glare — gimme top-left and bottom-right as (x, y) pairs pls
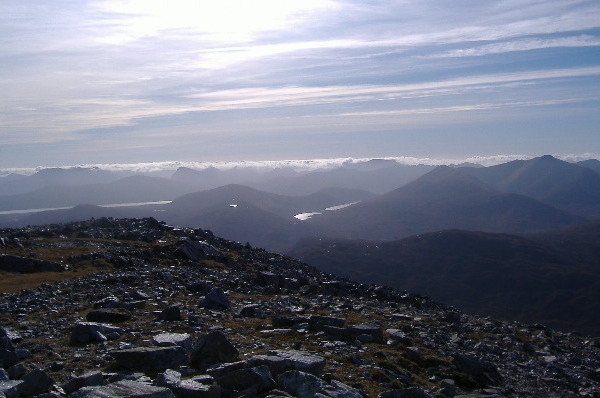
(99, 0), (337, 44)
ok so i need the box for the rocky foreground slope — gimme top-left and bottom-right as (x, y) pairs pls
(0, 218), (599, 398)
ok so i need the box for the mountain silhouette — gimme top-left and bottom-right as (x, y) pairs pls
(289, 221), (600, 335)
(305, 166), (585, 241)
(463, 155), (600, 218)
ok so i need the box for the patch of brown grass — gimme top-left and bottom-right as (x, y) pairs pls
(0, 265), (110, 293)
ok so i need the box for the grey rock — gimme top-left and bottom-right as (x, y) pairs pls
(321, 380), (363, 398)
(453, 354), (503, 387)
(155, 369), (181, 389)
(159, 306), (182, 322)
(216, 365), (275, 393)
(385, 329), (411, 345)
(0, 369), (8, 382)
(245, 355), (288, 375)
(277, 371), (327, 398)
(73, 380), (174, 398)
(172, 380), (220, 398)
(347, 323), (384, 343)
(0, 381), (23, 398)
(238, 305), (266, 318)
(190, 331), (239, 371)
(86, 309), (132, 323)
(271, 350), (326, 375)
(256, 272), (281, 287)
(6, 363), (27, 380)
(62, 371), (106, 394)
(70, 322), (123, 345)
(0, 328), (21, 344)
(153, 333), (192, 350)
(201, 288), (230, 311)
(111, 346), (188, 371)
(177, 239), (219, 261)
(308, 315), (346, 330)
(0, 337), (19, 369)
(19, 367), (54, 396)
(377, 387), (432, 398)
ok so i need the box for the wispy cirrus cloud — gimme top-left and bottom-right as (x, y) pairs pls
(1, 0), (599, 167)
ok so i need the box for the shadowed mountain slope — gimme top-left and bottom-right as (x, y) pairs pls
(289, 222), (600, 335)
(164, 184), (373, 219)
(305, 166), (586, 241)
(0, 175), (197, 212)
(463, 155), (600, 218)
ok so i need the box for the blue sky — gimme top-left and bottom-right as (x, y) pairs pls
(1, 0), (599, 168)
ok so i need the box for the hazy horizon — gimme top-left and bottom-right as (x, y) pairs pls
(1, 152), (599, 177)
(2, 1), (599, 168)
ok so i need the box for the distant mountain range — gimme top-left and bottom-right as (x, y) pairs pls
(1, 156), (598, 249)
(1, 154), (600, 335)
(304, 165), (586, 241)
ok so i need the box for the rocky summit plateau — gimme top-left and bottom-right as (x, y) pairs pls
(0, 218), (599, 398)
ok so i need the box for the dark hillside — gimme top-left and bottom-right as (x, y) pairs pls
(289, 224), (600, 336)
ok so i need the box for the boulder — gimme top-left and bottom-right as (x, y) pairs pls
(153, 333), (192, 350)
(172, 380), (221, 398)
(110, 347), (188, 371)
(86, 309), (132, 323)
(62, 371), (106, 394)
(238, 305), (266, 318)
(377, 387), (432, 398)
(245, 356), (288, 376)
(0, 381), (23, 398)
(159, 306), (182, 322)
(277, 371), (326, 398)
(346, 323), (384, 343)
(190, 331), (239, 371)
(73, 380), (174, 398)
(271, 350), (326, 375)
(217, 365), (275, 393)
(0, 337), (19, 369)
(70, 322), (123, 345)
(453, 354), (503, 387)
(177, 239), (219, 261)
(308, 315), (346, 330)
(19, 367), (54, 396)
(201, 288), (230, 311)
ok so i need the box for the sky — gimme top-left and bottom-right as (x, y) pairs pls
(1, 0), (600, 168)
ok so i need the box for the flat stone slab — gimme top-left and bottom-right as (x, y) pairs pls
(271, 350), (326, 374)
(153, 333), (192, 349)
(110, 346), (188, 371)
(76, 380), (174, 398)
